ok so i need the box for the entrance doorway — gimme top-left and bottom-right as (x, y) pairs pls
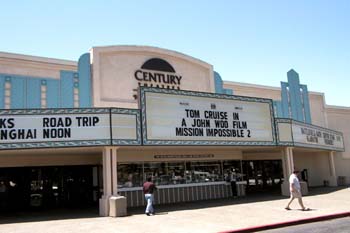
(0, 165), (101, 212)
(242, 160), (283, 194)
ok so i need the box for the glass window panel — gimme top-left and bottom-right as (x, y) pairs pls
(185, 161), (222, 183)
(167, 162), (185, 184)
(223, 160), (243, 181)
(117, 163), (143, 188)
(143, 162), (185, 186)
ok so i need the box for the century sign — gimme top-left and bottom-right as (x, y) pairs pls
(134, 58), (182, 89)
(140, 87), (276, 146)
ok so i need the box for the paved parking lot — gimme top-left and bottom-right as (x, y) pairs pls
(0, 187), (349, 233)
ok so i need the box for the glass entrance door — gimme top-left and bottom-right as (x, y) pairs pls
(0, 165), (100, 212)
(242, 160), (283, 194)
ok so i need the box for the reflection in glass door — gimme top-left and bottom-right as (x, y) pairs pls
(242, 160), (283, 194)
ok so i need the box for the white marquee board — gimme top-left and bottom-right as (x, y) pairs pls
(0, 108), (141, 149)
(276, 118), (345, 151)
(140, 87), (276, 146)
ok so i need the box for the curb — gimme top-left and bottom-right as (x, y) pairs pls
(219, 212), (350, 233)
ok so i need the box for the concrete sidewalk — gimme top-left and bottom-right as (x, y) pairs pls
(0, 187), (349, 233)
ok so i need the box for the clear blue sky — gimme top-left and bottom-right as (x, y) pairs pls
(1, 1), (349, 106)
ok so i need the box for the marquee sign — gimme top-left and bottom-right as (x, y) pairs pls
(140, 87), (276, 146)
(111, 108), (141, 145)
(0, 108), (141, 150)
(276, 118), (345, 151)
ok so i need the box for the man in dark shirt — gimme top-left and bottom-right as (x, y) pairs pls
(143, 176), (157, 216)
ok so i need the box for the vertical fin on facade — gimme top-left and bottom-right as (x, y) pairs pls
(214, 71), (233, 95)
(11, 76), (26, 109)
(287, 70), (303, 120)
(60, 70), (75, 108)
(78, 53), (92, 107)
(279, 69), (312, 123)
(281, 81), (290, 117)
(46, 79), (60, 108)
(1, 53), (89, 109)
(300, 84), (311, 123)
(26, 79), (41, 108)
(0, 74), (62, 109)
(273, 100), (283, 118)
(0, 74), (5, 108)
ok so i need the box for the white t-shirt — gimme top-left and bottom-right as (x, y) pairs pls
(230, 172), (237, 182)
(289, 173), (301, 191)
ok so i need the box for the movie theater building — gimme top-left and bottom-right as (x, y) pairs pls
(0, 46), (348, 216)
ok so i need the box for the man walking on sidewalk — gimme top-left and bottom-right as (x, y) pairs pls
(143, 176), (157, 216)
(285, 170), (310, 211)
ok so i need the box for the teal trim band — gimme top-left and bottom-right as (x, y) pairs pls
(78, 53), (92, 107)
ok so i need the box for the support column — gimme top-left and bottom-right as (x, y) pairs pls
(111, 148), (118, 195)
(281, 147), (294, 196)
(285, 147), (294, 175)
(281, 149), (288, 180)
(99, 146), (127, 217)
(99, 147), (114, 216)
(328, 151), (337, 186)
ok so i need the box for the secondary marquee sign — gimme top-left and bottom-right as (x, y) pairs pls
(140, 87), (276, 145)
(0, 108), (141, 149)
(276, 118), (345, 151)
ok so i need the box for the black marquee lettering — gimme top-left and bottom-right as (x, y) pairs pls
(7, 118), (14, 128)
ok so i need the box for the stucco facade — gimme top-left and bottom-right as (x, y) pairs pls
(0, 45), (349, 217)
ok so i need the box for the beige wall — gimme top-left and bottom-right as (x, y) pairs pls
(326, 106), (350, 158)
(91, 46), (215, 109)
(223, 81), (327, 127)
(0, 148), (102, 167)
(242, 151), (282, 160)
(1, 46), (350, 187)
(293, 150), (331, 187)
(333, 153), (350, 184)
(326, 106), (350, 184)
(309, 93), (327, 127)
(0, 52), (77, 79)
(223, 81), (281, 100)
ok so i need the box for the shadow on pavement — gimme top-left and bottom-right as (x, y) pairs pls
(0, 206), (99, 225)
(127, 192), (286, 216)
(307, 186), (347, 196)
(0, 187), (345, 223)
